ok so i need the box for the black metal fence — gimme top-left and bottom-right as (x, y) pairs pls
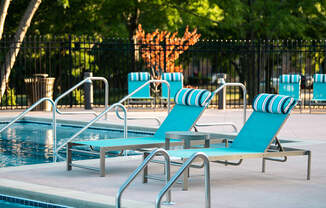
(1, 35), (325, 110)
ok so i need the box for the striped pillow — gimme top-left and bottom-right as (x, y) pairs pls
(175, 88), (211, 107)
(313, 74), (326, 83)
(128, 72), (150, 81)
(279, 74), (301, 83)
(162, 73), (183, 82)
(253, 93), (296, 114)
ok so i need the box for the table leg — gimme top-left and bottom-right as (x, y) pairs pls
(66, 143), (72, 171)
(183, 158), (189, 191)
(183, 140), (191, 191)
(143, 152), (149, 183)
(100, 148), (106, 177)
(165, 138), (170, 150)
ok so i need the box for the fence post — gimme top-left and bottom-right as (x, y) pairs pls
(68, 35), (73, 107)
(217, 73), (227, 110)
(84, 71), (93, 109)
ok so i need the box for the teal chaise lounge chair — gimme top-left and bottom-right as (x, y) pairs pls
(141, 93), (311, 192)
(67, 88), (212, 176)
(127, 72), (152, 102)
(309, 74), (326, 113)
(161, 72), (183, 100)
(278, 74), (302, 110)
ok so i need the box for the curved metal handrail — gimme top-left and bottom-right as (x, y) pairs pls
(0, 97), (57, 162)
(0, 98), (55, 133)
(195, 122), (238, 132)
(115, 108), (161, 126)
(54, 77), (109, 119)
(115, 79), (171, 126)
(116, 149), (171, 208)
(196, 82), (247, 130)
(54, 103), (127, 160)
(213, 83), (247, 125)
(156, 152), (211, 208)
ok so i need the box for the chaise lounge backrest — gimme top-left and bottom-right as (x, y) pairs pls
(231, 93), (297, 152)
(161, 72), (183, 99)
(279, 74), (301, 100)
(153, 88), (211, 139)
(312, 74), (326, 100)
(128, 72), (151, 99)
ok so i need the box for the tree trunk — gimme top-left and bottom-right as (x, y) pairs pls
(0, 0), (42, 98)
(125, 0), (140, 70)
(0, 0), (11, 39)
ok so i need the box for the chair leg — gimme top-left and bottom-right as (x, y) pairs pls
(100, 148), (106, 177)
(300, 100), (302, 113)
(262, 158), (266, 173)
(66, 143), (72, 171)
(307, 151), (311, 180)
(225, 139), (229, 166)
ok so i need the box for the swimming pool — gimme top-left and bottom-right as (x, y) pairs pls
(0, 120), (152, 168)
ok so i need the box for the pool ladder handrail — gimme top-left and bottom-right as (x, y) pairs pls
(0, 97), (56, 135)
(195, 82), (247, 132)
(0, 76), (109, 162)
(0, 97), (58, 162)
(57, 79), (171, 145)
(116, 149), (172, 208)
(116, 150), (211, 208)
(54, 102), (127, 161)
(115, 79), (171, 126)
(54, 76), (109, 119)
(55, 79), (170, 161)
(156, 152), (211, 208)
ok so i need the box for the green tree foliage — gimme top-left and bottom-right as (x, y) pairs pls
(6, 0), (325, 40)
(214, 0), (326, 40)
(1, 87), (16, 106)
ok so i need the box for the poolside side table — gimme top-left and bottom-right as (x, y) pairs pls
(165, 131), (210, 190)
(165, 131), (210, 150)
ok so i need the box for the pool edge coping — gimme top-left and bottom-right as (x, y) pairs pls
(0, 178), (153, 208)
(0, 156), (152, 208)
(0, 116), (158, 135)
(0, 116), (238, 140)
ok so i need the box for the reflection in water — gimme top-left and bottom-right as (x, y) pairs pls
(0, 122), (151, 168)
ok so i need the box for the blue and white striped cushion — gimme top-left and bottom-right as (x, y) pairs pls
(162, 73), (183, 82)
(128, 72), (150, 81)
(279, 74), (301, 83)
(175, 88), (211, 107)
(253, 93), (296, 114)
(313, 74), (326, 83)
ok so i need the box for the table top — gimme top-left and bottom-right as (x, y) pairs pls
(165, 131), (209, 140)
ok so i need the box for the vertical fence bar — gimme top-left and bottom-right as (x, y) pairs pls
(163, 37), (167, 108)
(68, 35), (72, 108)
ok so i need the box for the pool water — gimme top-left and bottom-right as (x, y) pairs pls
(0, 121), (152, 168)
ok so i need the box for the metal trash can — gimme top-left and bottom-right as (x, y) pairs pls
(24, 74), (55, 111)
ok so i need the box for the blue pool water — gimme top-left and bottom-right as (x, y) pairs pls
(0, 121), (152, 168)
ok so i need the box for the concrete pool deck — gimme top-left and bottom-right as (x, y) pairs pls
(0, 108), (325, 207)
